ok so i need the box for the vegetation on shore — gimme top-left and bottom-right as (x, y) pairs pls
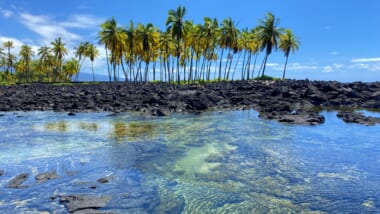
(0, 7), (299, 85)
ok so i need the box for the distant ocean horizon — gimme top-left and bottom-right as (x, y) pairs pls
(74, 70), (379, 83)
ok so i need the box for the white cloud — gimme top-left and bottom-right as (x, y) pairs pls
(349, 63), (380, 72)
(19, 12), (81, 45)
(266, 62), (318, 71)
(322, 66), (333, 73)
(266, 63), (282, 70)
(287, 62), (318, 71)
(61, 14), (104, 29)
(0, 8), (13, 18)
(322, 63), (344, 73)
(330, 51), (338, 55)
(351, 57), (380, 63)
(0, 36), (39, 57)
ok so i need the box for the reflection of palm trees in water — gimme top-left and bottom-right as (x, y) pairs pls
(110, 121), (157, 142)
(106, 121), (165, 170)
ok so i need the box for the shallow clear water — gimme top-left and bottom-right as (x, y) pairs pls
(0, 110), (379, 213)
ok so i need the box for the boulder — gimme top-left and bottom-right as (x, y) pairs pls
(59, 195), (112, 213)
(7, 173), (29, 188)
(186, 97), (208, 110)
(337, 111), (380, 126)
(97, 176), (112, 184)
(35, 171), (59, 184)
(151, 108), (170, 117)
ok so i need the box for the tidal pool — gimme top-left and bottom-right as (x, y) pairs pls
(0, 110), (379, 213)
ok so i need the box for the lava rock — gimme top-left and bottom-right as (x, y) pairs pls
(260, 110), (325, 125)
(0, 80), (379, 125)
(97, 176), (111, 184)
(7, 173), (29, 188)
(59, 195), (112, 213)
(337, 111), (380, 126)
(35, 171), (59, 184)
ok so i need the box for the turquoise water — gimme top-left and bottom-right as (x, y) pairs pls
(0, 110), (380, 213)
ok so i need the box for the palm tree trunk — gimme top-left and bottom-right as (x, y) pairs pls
(241, 50), (247, 80)
(251, 53), (258, 79)
(232, 52), (241, 81)
(176, 55), (180, 84)
(105, 47), (111, 82)
(188, 50), (194, 82)
(218, 48), (225, 81)
(91, 61), (95, 81)
(223, 53), (229, 80)
(120, 59), (128, 81)
(282, 55), (289, 79)
(261, 54), (269, 78)
(153, 61), (157, 81)
(246, 51), (252, 80)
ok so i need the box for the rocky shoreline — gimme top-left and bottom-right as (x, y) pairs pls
(0, 80), (380, 125)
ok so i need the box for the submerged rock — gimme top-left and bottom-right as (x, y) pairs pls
(97, 176), (112, 184)
(337, 111), (380, 126)
(7, 173), (29, 188)
(151, 108), (170, 117)
(260, 110), (325, 125)
(58, 195), (112, 213)
(0, 169), (4, 176)
(71, 209), (114, 214)
(35, 171), (59, 184)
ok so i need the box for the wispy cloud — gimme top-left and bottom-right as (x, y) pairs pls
(322, 66), (333, 73)
(0, 36), (39, 55)
(19, 12), (81, 44)
(330, 51), (338, 55)
(0, 8), (13, 18)
(349, 63), (380, 72)
(267, 62), (318, 71)
(322, 63), (344, 73)
(287, 63), (318, 71)
(351, 57), (380, 63)
(61, 14), (104, 29)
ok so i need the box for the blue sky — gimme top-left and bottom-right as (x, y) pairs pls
(0, 0), (379, 82)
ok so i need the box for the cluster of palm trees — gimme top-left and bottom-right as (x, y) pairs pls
(0, 38), (99, 83)
(0, 7), (299, 84)
(99, 7), (300, 83)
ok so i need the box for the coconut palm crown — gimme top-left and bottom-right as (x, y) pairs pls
(279, 29), (300, 79)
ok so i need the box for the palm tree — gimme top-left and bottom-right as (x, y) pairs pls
(51, 37), (68, 82)
(38, 46), (54, 82)
(84, 43), (99, 81)
(279, 29), (300, 79)
(136, 23), (160, 82)
(62, 58), (80, 81)
(200, 17), (219, 81)
(98, 18), (127, 81)
(0, 48), (4, 80)
(218, 17), (239, 81)
(256, 12), (283, 78)
(0, 47), (4, 58)
(124, 21), (136, 82)
(159, 31), (174, 83)
(3, 40), (14, 78)
(166, 6), (187, 83)
(74, 42), (89, 81)
(19, 45), (34, 82)
(184, 21), (201, 82)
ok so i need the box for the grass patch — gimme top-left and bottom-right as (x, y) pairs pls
(254, 75), (281, 81)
